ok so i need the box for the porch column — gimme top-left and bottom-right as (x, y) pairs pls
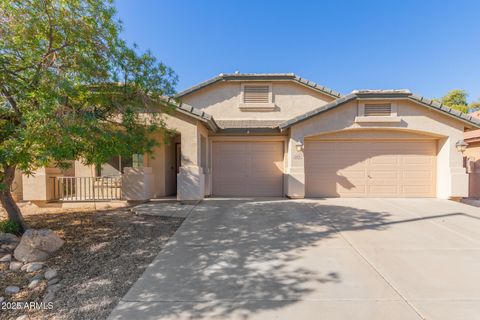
(22, 167), (61, 202)
(286, 130), (306, 198)
(74, 160), (95, 177)
(177, 123), (205, 202)
(437, 136), (469, 199)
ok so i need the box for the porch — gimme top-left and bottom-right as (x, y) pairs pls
(17, 108), (212, 204)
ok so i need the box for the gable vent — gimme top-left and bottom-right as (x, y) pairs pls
(364, 104), (392, 116)
(244, 85), (270, 103)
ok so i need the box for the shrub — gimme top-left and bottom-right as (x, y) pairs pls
(0, 219), (21, 235)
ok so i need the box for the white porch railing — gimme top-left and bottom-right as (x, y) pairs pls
(50, 176), (123, 201)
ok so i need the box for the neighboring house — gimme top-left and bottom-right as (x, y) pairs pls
(464, 111), (480, 198)
(15, 73), (480, 203)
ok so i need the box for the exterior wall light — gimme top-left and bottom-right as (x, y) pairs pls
(456, 140), (468, 153)
(295, 142), (304, 152)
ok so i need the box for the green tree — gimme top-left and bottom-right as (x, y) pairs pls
(0, 0), (177, 232)
(435, 89), (480, 113)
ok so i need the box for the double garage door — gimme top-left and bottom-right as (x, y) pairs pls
(305, 140), (436, 197)
(212, 139), (436, 198)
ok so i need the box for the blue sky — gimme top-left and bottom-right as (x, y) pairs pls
(115, 0), (480, 101)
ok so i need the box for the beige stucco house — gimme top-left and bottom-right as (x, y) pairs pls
(16, 73), (480, 203)
(464, 111), (480, 198)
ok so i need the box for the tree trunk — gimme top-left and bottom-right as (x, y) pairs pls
(0, 166), (26, 233)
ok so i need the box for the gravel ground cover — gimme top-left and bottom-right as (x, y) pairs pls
(0, 206), (183, 320)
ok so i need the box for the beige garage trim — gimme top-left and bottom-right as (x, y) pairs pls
(212, 141), (284, 196)
(305, 140), (436, 197)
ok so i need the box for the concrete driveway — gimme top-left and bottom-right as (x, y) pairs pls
(109, 198), (480, 320)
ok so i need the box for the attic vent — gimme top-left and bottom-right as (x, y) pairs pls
(364, 104), (392, 116)
(244, 85), (270, 103)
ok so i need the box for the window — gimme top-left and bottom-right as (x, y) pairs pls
(97, 154), (143, 176)
(364, 104), (392, 116)
(132, 154), (144, 168)
(243, 85), (270, 103)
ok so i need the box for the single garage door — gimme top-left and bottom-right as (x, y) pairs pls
(212, 141), (284, 196)
(305, 140), (436, 197)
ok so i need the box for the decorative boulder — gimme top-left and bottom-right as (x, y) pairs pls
(0, 233), (19, 245)
(14, 229), (64, 262)
(0, 234), (18, 254)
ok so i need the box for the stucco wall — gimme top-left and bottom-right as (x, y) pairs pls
(148, 131), (167, 198)
(287, 99), (468, 199)
(465, 141), (480, 198)
(181, 81), (335, 120)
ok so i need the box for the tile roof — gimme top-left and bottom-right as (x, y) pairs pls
(161, 97), (219, 132)
(176, 73), (342, 99)
(279, 91), (480, 129)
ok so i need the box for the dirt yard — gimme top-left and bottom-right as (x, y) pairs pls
(0, 204), (184, 320)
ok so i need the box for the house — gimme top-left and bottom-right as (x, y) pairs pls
(464, 111), (480, 198)
(15, 73), (480, 203)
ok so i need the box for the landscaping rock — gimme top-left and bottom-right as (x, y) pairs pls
(0, 296), (4, 303)
(47, 277), (59, 286)
(14, 229), (64, 262)
(21, 262), (44, 272)
(46, 283), (62, 294)
(0, 233), (19, 244)
(0, 254), (11, 262)
(28, 279), (41, 289)
(31, 273), (43, 281)
(1, 243), (17, 251)
(9, 261), (22, 271)
(43, 291), (55, 304)
(44, 268), (57, 280)
(16, 315), (28, 320)
(5, 286), (20, 294)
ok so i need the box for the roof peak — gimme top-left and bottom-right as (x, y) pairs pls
(218, 72), (296, 77)
(176, 73), (342, 98)
(352, 89), (412, 95)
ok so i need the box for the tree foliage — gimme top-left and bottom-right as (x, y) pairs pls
(0, 0), (177, 230)
(435, 89), (479, 113)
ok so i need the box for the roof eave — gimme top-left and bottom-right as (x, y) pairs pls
(278, 94), (357, 130)
(407, 95), (480, 129)
(278, 92), (480, 130)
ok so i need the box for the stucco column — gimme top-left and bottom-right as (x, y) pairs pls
(177, 124), (205, 202)
(22, 167), (61, 201)
(437, 136), (469, 199)
(74, 160), (96, 177)
(286, 131), (305, 198)
(122, 167), (154, 201)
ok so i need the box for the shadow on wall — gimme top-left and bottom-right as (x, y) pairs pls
(176, 167), (202, 200)
(114, 199), (395, 319)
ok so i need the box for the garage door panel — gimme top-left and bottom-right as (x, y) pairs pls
(213, 141), (284, 197)
(368, 185), (398, 196)
(337, 185), (367, 195)
(337, 170), (366, 179)
(305, 140), (436, 198)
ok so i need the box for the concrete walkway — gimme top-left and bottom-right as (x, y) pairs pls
(109, 198), (480, 320)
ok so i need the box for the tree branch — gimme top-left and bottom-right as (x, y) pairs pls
(1, 88), (21, 118)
